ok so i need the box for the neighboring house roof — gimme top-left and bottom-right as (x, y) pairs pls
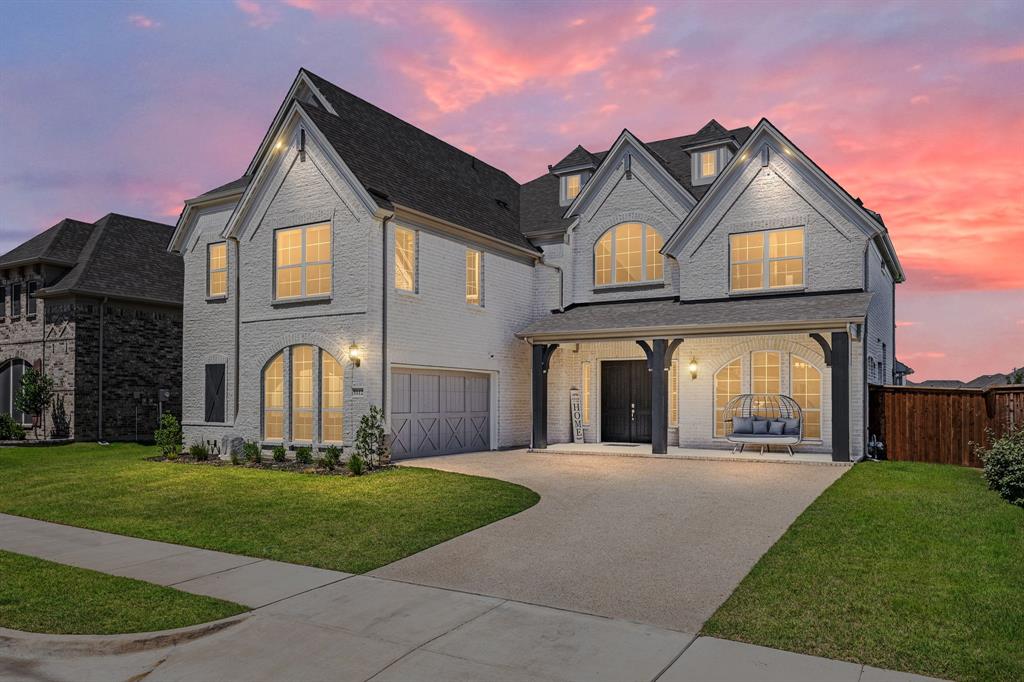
(299, 69), (535, 253)
(911, 380), (967, 389)
(894, 360), (914, 376)
(34, 213), (182, 306)
(517, 291), (872, 341)
(0, 218), (94, 268)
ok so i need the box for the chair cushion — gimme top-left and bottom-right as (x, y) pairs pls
(769, 420), (786, 435)
(752, 420), (769, 435)
(782, 418), (801, 435)
(733, 416), (753, 434)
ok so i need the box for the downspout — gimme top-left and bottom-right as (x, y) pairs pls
(97, 296), (108, 441)
(228, 236), (241, 422)
(537, 260), (564, 311)
(380, 215), (391, 415)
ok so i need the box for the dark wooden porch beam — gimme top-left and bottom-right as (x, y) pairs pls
(531, 343), (559, 449)
(831, 331), (850, 462)
(809, 333), (832, 367)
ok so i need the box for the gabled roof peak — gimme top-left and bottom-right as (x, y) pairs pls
(549, 144), (599, 173)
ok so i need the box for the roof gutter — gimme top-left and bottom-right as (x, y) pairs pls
(391, 204), (540, 261)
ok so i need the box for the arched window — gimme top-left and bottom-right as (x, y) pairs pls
(790, 357), (821, 439)
(751, 351), (781, 418)
(263, 352), (285, 440)
(594, 223), (664, 285)
(262, 347), (345, 443)
(714, 358), (742, 437)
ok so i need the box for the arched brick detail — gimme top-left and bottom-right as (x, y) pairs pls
(253, 332), (349, 371)
(706, 336), (827, 377)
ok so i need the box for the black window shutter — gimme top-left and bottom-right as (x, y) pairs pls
(205, 364), (225, 423)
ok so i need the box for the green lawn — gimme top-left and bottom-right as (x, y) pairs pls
(0, 443), (539, 574)
(703, 462), (1024, 682)
(0, 549), (245, 634)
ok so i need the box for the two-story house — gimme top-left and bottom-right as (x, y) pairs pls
(171, 68), (902, 463)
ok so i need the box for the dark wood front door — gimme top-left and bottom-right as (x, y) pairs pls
(601, 360), (651, 443)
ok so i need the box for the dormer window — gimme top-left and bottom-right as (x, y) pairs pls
(690, 145), (732, 186)
(560, 172), (588, 205)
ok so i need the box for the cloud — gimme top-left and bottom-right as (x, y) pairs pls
(235, 0), (278, 28)
(392, 4), (659, 112)
(128, 14), (160, 29)
(895, 320), (916, 327)
(903, 351), (947, 359)
(970, 43), (1024, 64)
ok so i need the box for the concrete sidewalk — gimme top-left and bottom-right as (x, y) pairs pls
(0, 513), (945, 681)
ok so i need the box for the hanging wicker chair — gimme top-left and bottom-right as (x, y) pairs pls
(722, 394), (804, 456)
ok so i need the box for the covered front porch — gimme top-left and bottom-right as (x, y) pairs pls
(517, 293), (870, 464)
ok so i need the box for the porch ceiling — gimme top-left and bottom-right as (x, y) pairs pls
(517, 291), (872, 342)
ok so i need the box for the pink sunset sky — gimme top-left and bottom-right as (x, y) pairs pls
(1, 0), (1021, 381)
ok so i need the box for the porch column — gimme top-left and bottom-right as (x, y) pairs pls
(831, 331), (850, 462)
(637, 338), (673, 455)
(531, 343), (558, 449)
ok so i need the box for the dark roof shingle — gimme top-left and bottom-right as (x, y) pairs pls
(0, 218), (94, 268)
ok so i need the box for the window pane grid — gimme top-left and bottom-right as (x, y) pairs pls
(701, 151), (717, 177)
(291, 346), (314, 441)
(581, 362), (591, 426)
(791, 357), (822, 439)
(596, 223), (663, 286)
(565, 174), (581, 200)
(263, 353), (284, 440)
(466, 249), (481, 305)
(730, 228), (804, 291)
(321, 352), (344, 443)
(275, 224), (331, 299)
(208, 242), (228, 298)
(669, 359), (679, 426)
(714, 359), (741, 437)
(395, 227), (416, 291)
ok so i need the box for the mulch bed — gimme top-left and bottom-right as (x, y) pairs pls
(147, 454), (391, 476)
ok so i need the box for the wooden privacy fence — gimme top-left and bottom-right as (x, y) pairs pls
(869, 385), (1024, 467)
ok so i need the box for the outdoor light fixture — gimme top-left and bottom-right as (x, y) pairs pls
(348, 343), (361, 367)
(274, 140), (284, 151)
(688, 358), (698, 380)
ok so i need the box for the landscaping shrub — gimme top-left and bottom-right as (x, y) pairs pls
(347, 453), (364, 476)
(354, 405), (389, 469)
(272, 445), (287, 463)
(189, 442), (210, 462)
(978, 426), (1024, 507)
(321, 444), (341, 470)
(14, 367), (53, 439)
(295, 446), (313, 465)
(243, 440), (261, 464)
(154, 413), (182, 459)
(0, 413), (26, 440)
(229, 449), (241, 465)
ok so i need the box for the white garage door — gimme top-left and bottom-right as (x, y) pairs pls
(390, 369), (490, 459)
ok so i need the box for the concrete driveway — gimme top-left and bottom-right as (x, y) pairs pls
(372, 450), (846, 632)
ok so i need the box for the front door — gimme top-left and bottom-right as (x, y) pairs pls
(601, 360), (651, 443)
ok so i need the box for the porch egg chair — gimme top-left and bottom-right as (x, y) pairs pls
(722, 393), (803, 456)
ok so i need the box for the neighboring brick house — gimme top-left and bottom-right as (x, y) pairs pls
(172, 68), (902, 463)
(0, 213), (182, 441)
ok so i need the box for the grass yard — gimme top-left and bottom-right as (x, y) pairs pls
(0, 549), (245, 634)
(703, 462), (1024, 682)
(0, 443), (539, 574)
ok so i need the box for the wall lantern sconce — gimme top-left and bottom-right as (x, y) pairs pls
(688, 358), (698, 380)
(274, 140), (284, 151)
(348, 343), (361, 367)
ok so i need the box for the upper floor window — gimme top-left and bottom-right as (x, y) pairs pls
(207, 242), (228, 298)
(275, 223), (331, 300)
(26, 281), (38, 318)
(466, 249), (482, 305)
(699, 151), (717, 178)
(1, 285), (6, 322)
(559, 172), (589, 205)
(394, 227), (417, 292)
(10, 283), (21, 319)
(729, 227), (804, 292)
(594, 223), (664, 286)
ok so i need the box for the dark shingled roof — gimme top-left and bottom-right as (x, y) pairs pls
(518, 121), (752, 236)
(35, 213), (182, 306)
(517, 291), (872, 339)
(0, 218), (94, 268)
(550, 145), (599, 172)
(300, 69), (536, 253)
(197, 175), (251, 199)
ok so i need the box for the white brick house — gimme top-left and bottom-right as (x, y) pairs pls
(171, 68), (902, 463)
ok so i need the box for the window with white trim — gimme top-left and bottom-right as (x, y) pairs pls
(669, 358), (679, 426)
(790, 356), (821, 439)
(275, 223), (331, 300)
(26, 281), (38, 318)
(729, 227), (804, 292)
(699, 151), (717, 178)
(466, 249), (482, 305)
(263, 346), (346, 443)
(321, 351), (344, 443)
(560, 172), (588, 205)
(263, 352), (284, 440)
(207, 242), (228, 298)
(394, 227), (416, 292)
(594, 223), (664, 286)
(291, 345), (314, 441)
